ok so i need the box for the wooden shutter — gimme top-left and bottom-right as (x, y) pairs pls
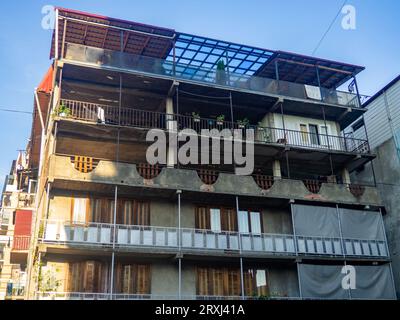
(195, 207), (210, 229)
(136, 264), (150, 294)
(136, 201), (150, 226)
(83, 261), (95, 292)
(67, 262), (82, 292)
(122, 265), (134, 294)
(226, 269), (241, 296)
(221, 208), (237, 232)
(197, 267), (209, 295)
(212, 269), (224, 296)
(243, 269), (254, 296)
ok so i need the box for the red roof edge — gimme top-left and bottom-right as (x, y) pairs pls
(37, 65), (54, 94)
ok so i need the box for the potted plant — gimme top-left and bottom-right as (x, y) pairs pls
(54, 102), (71, 118)
(216, 114), (225, 125)
(237, 118), (249, 129)
(216, 60), (227, 85)
(192, 112), (201, 123)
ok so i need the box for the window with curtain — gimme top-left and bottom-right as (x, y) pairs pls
(238, 210), (262, 234)
(67, 260), (109, 293)
(115, 263), (151, 295)
(196, 267), (241, 297)
(195, 206), (237, 232)
(71, 198), (88, 224)
(243, 268), (269, 297)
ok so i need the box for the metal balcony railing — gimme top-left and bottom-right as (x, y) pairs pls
(64, 43), (361, 109)
(59, 99), (370, 154)
(12, 235), (31, 251)
(35, 291), (298, 300)
(41, 221), (388, 259)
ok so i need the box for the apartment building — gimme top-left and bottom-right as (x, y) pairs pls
(23, 7), (396, 300)
(0, 153), (37, 299)
(347, 74), (400, 297)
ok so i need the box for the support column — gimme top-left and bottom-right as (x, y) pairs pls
(166, 97), (176, 168)
(110, 185), (118, 299)
(272, 160), (282, 179)
(235, 196), (245, 299)
(341, 168), (351, 185)
(177, 190), (182, 299)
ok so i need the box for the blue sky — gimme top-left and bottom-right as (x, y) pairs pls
(0, 0), (399, 185)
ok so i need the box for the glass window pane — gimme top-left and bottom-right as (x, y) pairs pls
(238, 211), (249, 233)
(250, 211), (261, 234)
(210, 208), (221, 233)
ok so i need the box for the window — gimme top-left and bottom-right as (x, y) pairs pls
(238, 210), (262, 234)
(71, 198), (88, 224)
(319, 125), (329, 146)
(196, 267), (241, 297)
(243, 269), (269, 296)
(300, 124), (308, 143)
(117, 200), (150, 226)
(309, 124), (320, 145)
(115, 264), (151, 294)
(210, 209), (221, 233)
(67, 261), (109, 293)
(195, 206), (237, 232)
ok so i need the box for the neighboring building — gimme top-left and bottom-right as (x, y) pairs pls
(347, 75), (400, 298)
(0, 152), (37, 300)
(19, 7), (396, 300)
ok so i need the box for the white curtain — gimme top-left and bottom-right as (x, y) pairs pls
(238, 210), (249, 233)
(250, 211), (261, 234)
(73, 198), (87, 223)
(210, 209), (221, 233)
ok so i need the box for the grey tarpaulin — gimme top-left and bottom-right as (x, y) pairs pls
(340, 209), (385, 240)
(298, 263), (396, 299)
(352, 265), (396, 299)
(292, 204), (340, 237)
(299, 264), (348, 299)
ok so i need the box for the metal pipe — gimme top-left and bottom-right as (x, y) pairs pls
(335, 204), (346, 259)
(59, 16), (176, 40)
(235, 196), (245, 299)
(290, 202), (298, 255)
(296, 262), (303, 300)
(110, 251), (115, 299)
(55, 8), (59, 60)
(61, 19), (67, 59)
(177, 190), (182, 299)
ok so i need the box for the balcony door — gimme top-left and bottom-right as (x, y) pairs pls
(238, 210), (262, 234)
(197, 267), (241, 297)
(195, 206), (237, 232)
(114, 264), (151, 295)
(67, 260), (109, 293)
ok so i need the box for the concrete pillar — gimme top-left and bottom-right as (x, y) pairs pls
(166, 97), (176, 168)
(272, 160), (282, 179)
(342, 168), (351, 184)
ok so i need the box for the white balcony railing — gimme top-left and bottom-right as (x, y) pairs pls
(41, 220), (388, 259)
(35, 291), (298, 300)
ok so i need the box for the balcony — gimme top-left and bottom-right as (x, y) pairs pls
(64, 43), (361, 109)
(12, 235), (30, 251)
(41, 221), (388, 259)
(35, 291), (298, 300)
(59, 99), (370, 155)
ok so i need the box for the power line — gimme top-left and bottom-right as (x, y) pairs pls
(311, 0), (348, 56)
(0, 107), (32, 115)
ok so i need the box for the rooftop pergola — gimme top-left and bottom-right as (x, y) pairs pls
(52, 7), (364, 90)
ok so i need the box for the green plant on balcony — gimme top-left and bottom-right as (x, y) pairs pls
(192, 112), (201, 122)
(216, 60), (227, 85)
(53, 102), (71, 118)
(237, 117), (250, 128)
(38, 265), (61, 293)
(216, 114), (225, 125)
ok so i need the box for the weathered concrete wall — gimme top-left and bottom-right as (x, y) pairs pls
(352, 137), (400, 298)
(262, 208), (292, 234)
(48, 155), (383, 206)
(268, 265), (299, 298)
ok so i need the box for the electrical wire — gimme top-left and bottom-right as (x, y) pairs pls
(311, 0), (348, 56)
(0, 108), (32, 114)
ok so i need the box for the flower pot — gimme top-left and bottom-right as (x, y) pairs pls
(59, 112), (66, 117)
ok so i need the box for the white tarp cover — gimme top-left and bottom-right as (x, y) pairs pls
(299, 264), (396, 299)
(292, 204), (340, 237)
(339, 208), (385, 240)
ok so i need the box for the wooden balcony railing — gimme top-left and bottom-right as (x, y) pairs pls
(12, 235), (30, 251)
(59, 99), (371, 155)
